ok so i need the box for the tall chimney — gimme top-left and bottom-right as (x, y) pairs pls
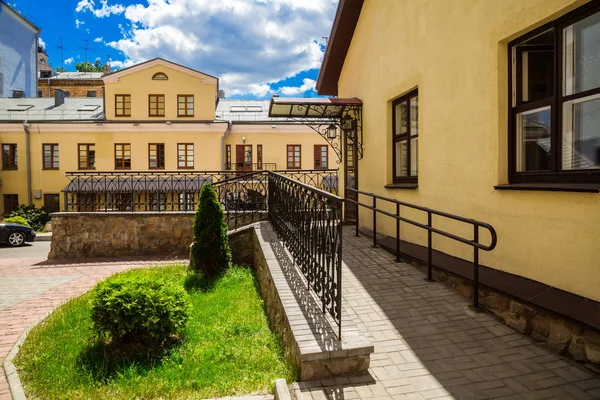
(54, 89), (66, 107)
(103, 64), (110, 76)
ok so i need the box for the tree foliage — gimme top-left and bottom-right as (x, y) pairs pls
(75, 59), (104, 72)
(189, 184), (231, 277)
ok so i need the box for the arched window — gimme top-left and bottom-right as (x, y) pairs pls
(152, 72), (168, 80)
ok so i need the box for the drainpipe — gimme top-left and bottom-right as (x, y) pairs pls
(23, 121), (33, 205)
(221, 120), (232, 170)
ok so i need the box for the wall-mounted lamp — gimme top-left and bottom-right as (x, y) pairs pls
(326, 124), (338, 139)
(166, 121), (172, 125)
(242, 136), (247, 144)
(133, 122), (140, 126)
(271, 125), (276, 129)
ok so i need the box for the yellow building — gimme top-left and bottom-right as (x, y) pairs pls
(0, 58), (335, 214)
(315, 0), (600, 347)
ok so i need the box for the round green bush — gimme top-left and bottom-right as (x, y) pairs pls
(4, 216), (30, 227)
(90, 274), (191, 345)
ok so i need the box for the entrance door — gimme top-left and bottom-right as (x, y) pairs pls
(236, 145), (252, 172)
(344, 133), (358, 222)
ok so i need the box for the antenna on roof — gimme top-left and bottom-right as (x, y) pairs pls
(80, 39), (91, 63)
(55, 38), (66, 70)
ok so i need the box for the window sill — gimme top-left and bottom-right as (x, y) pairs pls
(494, 183), (600, 193)
(384, 183), (418, 190)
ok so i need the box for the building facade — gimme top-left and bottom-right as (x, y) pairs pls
(317, 0), (600, 361)
(38, 72), (105, 98)
(0, 58), (334, 214)
(0, 0), (40, 97)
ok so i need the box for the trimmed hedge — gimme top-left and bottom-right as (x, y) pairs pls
(189, 184), (231, 278)
(90, 274), (191, 344)
(4, 216), (30, 227)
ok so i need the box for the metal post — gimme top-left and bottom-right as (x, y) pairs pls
(338, 210), (343, 340)
(63, 191), (68, 212)
(372, 196), (377, 248)
(395, 203), (401, 263)
(355, 191), (359, 237)
(473, 225), (480, 309)
(427, 212), (433, 281)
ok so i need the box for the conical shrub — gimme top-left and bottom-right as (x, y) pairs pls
(189, 184), (231, 277)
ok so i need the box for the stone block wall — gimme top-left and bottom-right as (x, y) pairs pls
(49, 211), (266, 259)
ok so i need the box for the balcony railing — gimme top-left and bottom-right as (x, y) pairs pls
(268, 171), (344, 338)
(225, 162), (277, 171)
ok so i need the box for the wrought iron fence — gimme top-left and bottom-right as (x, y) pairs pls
(226, 162), (277, 171)
(267, 171), (344, 338)
(62, 169), (338, 228)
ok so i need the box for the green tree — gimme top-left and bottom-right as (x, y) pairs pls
(56, 67), (65, 73)
(189, 184), (231, 278)
(75, 59), (104, 72)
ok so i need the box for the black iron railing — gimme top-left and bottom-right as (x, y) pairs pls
(226, 162), (277, 171)
(345, 187), (497, 309)
(268, 171), (344, 338)
(62, 169), (338, 228)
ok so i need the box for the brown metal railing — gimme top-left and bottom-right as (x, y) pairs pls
(345, 187), (497, 309)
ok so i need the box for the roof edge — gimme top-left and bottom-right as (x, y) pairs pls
(316, 0), (364, 96)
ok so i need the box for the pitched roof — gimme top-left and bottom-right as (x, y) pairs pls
(45, 72), (104, 80)
(102, 58), (218, 84)
(316, 0), (364, 96)
(0, 98), (104, 121)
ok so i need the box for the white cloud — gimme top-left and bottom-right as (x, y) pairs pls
(278, 78), (316, 96)
(102, 0), (336, 96)
(75, 19), (85, 29)
(64, 57), (74, 65)
(38, 37), (46, 49)
(94, 37), (103, 43)
(76, 0), (125, 18)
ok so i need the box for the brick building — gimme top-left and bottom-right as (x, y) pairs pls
(38, 71), (105, 98)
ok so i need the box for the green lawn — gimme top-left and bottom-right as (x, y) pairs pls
(14, 265), (295, 399)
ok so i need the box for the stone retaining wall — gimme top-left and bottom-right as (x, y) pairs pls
(49, 211), (266, 259)
(239, 223), (373, 381)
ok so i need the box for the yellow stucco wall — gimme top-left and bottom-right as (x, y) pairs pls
(0, 121), (338, 213)
(104, 62), (217, 121)
(337, 0), (600, 301)
(225, 124), (335, 171)
(0, 122), (227, 211)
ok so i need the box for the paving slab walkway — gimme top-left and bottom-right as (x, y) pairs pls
(291, 231), (600, 400)
(0, 255), (184, 400)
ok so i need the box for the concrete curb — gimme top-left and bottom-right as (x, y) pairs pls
(274, 378), (291, 400)
(35, 234), (52, 242)
(2, 310), (53, 400)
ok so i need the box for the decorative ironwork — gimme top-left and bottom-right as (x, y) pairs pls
(268, 171), (344, 338)
(284, 103), (364, 164)
(62, 169), (338, 229)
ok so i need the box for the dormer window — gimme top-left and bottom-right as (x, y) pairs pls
(152, 72), (168, 80)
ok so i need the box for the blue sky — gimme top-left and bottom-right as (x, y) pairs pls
(8, 0), (337, 99)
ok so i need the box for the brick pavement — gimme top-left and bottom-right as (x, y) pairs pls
(292, 231), (600, 400)
(0, 255), (184, 400)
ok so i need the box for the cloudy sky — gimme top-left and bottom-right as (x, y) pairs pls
(10, 0), (338, 99)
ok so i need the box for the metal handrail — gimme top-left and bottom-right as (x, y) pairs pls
(269, 171), (344, 338)
(345, 187), (497, 309)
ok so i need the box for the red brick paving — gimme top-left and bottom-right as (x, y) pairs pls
(0, 256), (185, 400)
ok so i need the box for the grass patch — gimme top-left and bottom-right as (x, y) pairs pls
(14, 265), (295, 399)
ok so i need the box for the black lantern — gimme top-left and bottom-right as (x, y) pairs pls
(326, 124), (338, 139)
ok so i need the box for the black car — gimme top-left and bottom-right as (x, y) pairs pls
(0, 223), (36, 246)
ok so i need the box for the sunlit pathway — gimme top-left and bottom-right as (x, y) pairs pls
(291, 231), (600, 400)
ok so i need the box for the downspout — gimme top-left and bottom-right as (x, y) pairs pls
(23, 121), (33, 205)
(221, 120), (232, 170)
